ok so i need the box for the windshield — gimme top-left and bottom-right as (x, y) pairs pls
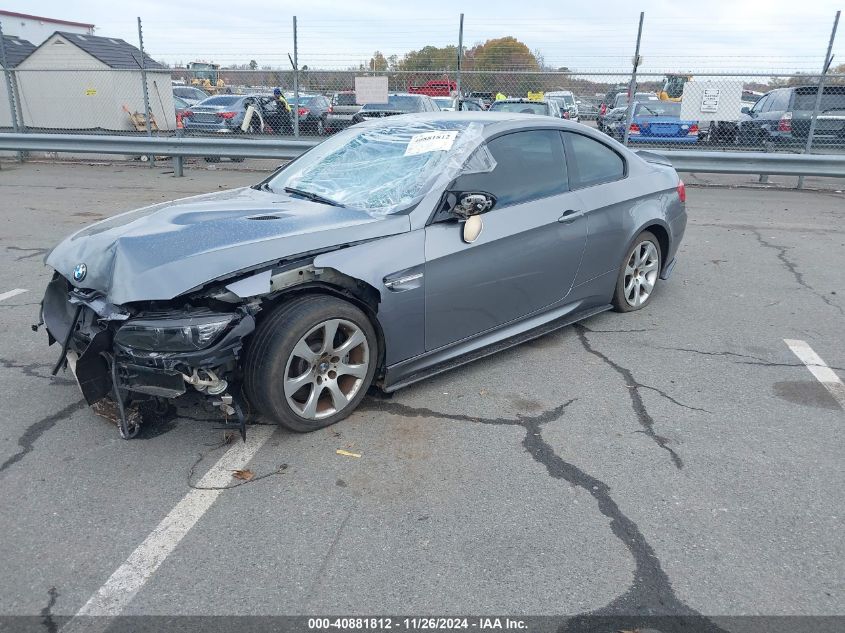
(489, 101), (548, 115)
(265, 121), (493, 214)
(198, 95), (241, 107)
(614, 93), (657, 107)
(173, 87), (206, 99)
(332, 93), (357, 106)
(793, 88), (845, 112)
(433, 98), (453, 109)
(361, 95), (422, 112)
(635, 102), (682, 117)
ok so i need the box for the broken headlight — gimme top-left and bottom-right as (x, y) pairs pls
(114, 313), (235, 352)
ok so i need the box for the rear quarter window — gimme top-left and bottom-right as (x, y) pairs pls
(565, 132), (625, 188)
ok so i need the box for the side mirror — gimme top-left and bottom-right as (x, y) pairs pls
(741, 106), (750, 115)
(446, 191), (496, 244)
(452, 191), (496, 218)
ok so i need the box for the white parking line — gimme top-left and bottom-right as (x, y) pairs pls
(0, 288), (28, 302)
(784, 339), (845, 410)
(61, 425), (275, 631)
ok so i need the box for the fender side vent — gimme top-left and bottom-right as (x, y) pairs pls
(247, 214), (283, 221)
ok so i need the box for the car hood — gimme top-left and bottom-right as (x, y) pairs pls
(47, 186), (410, 305)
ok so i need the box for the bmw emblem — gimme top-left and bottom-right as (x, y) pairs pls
(72, 263), (87, 283)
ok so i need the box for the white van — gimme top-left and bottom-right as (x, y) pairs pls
(545, 90), (579, 122)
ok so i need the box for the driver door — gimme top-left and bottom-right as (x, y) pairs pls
(424, 130), (587, 351)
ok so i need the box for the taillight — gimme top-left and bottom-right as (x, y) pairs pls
(688, 124), (699, 136)
(677, 180), (686, 203)
(183, 110), (193, 118)
(600, 103), (607, 116)
(778, 112), (792, 132)
(298, 107), (309, 116)
(562, 111), (570, 119)
(327, 105), (334, 113)
(629, 123), (640, 134)
(218, 111), (236, 119)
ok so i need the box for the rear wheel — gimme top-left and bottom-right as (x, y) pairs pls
(612, 231), (661, 312)
(243, 296), (378, 432)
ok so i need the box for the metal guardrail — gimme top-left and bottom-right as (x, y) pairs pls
(656, 150), (845, 178)
(1, 133), (845, 179)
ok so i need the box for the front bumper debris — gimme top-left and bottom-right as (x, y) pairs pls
(40, 274), (256, 440)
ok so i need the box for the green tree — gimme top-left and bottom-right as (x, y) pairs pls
(399, 45), (458, 71)
(471, 37), (539, 71)
(249, 59), (258, 70)
(367, 51), (388, 72)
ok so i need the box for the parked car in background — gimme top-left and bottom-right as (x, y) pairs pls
(597, 92), (659, 132)
(488, 98), (562, 118)
(408, 79), (456, 97)
(326, 91), (361, 133)
(172, 85), (210, 106)
(599, 85), (629, 120)
(351, 93), (439, 123)
(607, 101), (699, 144)
(706, 96), (761, 145)
(433, 97), (455, 111)
(600, 107), (628, 136)
(173, 95), (191, 119)
(736, 85), (845, 148)
(182, 94), (275, 135)
(41, 112), (686, 437)
(546, 90), (579, 122)
(576, 96), (600, 120)
(468, 91), (494, 108)
(457, 99), (485, 111)
(290, 94), (331, 135)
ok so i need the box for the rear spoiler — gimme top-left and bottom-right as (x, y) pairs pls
(634, 149), (673, 167)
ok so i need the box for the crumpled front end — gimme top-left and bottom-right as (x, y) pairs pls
(41, 274), (256, 437)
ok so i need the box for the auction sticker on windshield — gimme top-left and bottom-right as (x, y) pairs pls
(404, 130), (459, 156)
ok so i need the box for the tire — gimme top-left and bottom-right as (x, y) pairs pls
(243, 295), (378, 432)
(612, 231), (662, 313)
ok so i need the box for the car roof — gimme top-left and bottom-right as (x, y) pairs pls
(492, 98), (551, 104)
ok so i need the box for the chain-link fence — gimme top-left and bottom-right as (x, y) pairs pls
(1, 12), (843, 156)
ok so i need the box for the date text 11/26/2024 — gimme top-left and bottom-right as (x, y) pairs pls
(308, 617), (528, 630)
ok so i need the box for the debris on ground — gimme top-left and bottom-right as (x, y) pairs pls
(232, 469), (255, 481)
(336, 449), (361, 458)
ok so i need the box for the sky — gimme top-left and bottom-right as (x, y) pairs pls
(3, 0), (843, 75)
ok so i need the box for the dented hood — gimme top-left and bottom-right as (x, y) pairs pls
(47, 186), (410, 305)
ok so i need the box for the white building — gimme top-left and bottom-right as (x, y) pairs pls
(0, 10), (94, 44)
(15, 31), (176, 132)
(0, 34), (36, 128)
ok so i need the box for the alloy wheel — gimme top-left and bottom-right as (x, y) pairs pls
(623, 240), (659, 307)
(283, 318), (370, 420)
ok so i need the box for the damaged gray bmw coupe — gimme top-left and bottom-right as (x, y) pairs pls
(39, 113), (686, 438)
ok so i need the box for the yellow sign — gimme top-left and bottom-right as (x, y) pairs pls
(85, 88), (97, 96)
(527, 91), (544, 101)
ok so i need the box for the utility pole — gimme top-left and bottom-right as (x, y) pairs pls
(292, 16), (299, 137)
(622, 12), (644, 146)
(137, 17), (154, 165)
(798, 10), (839, 189)
(456, 13), (464, 104)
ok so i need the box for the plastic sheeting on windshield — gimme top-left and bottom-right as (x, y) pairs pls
(274, 120), (496, 214)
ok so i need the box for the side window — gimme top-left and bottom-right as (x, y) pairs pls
(453, 130), (568, 207)
(770, 90), (789, 112)
(752, 94), (771, 113)
(565, 132), (625, 188)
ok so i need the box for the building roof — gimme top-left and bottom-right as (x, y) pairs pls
(53, 31), (164, 70)
(1, 34), (36, 67)
(0, 10), (95, 29)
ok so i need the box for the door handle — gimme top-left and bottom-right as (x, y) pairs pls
(558, 209), (584, 224)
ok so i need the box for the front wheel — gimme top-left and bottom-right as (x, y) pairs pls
(612, 231), (662, 312)
(243, 296), (378, 432)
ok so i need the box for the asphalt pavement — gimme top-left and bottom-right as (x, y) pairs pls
(0, 162), (842, 631)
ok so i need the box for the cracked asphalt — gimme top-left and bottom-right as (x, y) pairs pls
(0, 162), (842, 627)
